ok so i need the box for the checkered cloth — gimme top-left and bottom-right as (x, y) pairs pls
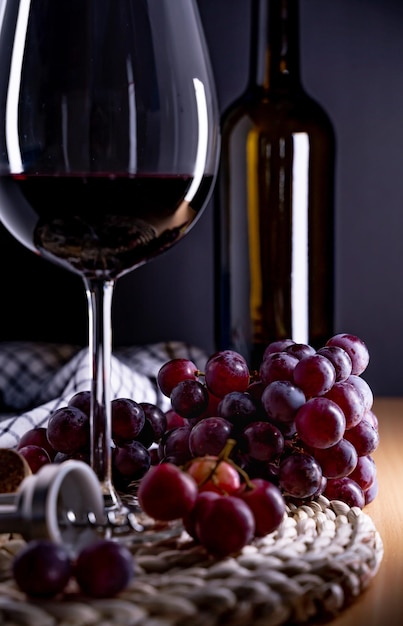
(0, 341), (207, 449)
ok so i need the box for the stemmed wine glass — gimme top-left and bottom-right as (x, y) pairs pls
(0, 0), (220, 525)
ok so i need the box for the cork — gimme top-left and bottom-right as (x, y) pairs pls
(0, 448), (31, 493)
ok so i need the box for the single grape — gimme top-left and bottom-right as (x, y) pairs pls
(204, 350), (250, 398)
(170, 379), (209, 419)
(313, 438), (358, 479)
(217, 391), (259, 429)
(157, 358), (198, 397)
(363, 408), (379, 431)
(261, 380), (306, 424)
(195, 495), (255, 557)
(111, 398), (145, 443)
(317, 345), (352, 382)
(237, 478), (286, 536)
(240, 421), (284, 462)
(364, 476), (378, 505)
(18, 445), (51, 473)
(140, 402), (167, 442)
(134, 419), (155, 448)
(12, 540), (72, 597)
(324, 476), (365, 509)
(182, 490), (220, 540)
(159, 425), (192, 464)
(74, 539), (134, 598)
(197, 390), (221, 420)
(188, 416), (233, 457)
(278, 452), (323, 499)
(344, 415), (379, 456)
(17, 427), (57, 460)
(295, 397), (346, 449)
(293, 354), (336, 397)
(137, 462), (198, 521)
(259, 352), (299, 385)
(326, 333), (369, 376)
(347, 375), (374, 410)
(262, 338), (295, 359)
(165, 409), (189, 430)
(285, 343), (316, 360)
(324, 381), (365, 429)
(186, 456), (241, 494)
(349, 455), (377, 491)
(112, 440), (151, 486)
(68, 390), (92, 416)
(47, 406), (90, 454)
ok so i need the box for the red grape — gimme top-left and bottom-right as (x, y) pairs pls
(18, 445), (51, 473)
(186, 456), (241, 494)
(295, 397), (345, 449)
(317, 345), (352, 382)
(347, 374), (374, 410)
(159, 425), (192, 464)
(204, 350), (250, 398)
(324, 476), (365, 509)
(195, 495), (255, 557)
(293, 354), (336, 397)
(324, 381), (365, 429)
(170, 379), (209, 419)
(240, 421), (284, 462)
(111, 398), (145, 443)
(344, 415), (379, 456)
(349, 454), (377, 491)
(262, 338), (295, 359)
(259, 351), (299, 385)
(261, 380), (306, 424)
(182, 490), (220, 540)
(12, 540), (72, 597)
(17, 426), (57, 460)
(237, 478), (285, 536)
(217, 391), (259, 428)
(285, 343), (316, 360)
(188, 416), (233, 457)
(74, 539), (134, 598)
(112, 440), (151, 485)
(313, 438), (358, 479)
(137, 462), (198, 521)
(47, 406), (90, 454)
(140, 402), (167, 442)
(157, 358), (198, 397)
(278, 452), (323, 499)
(326, 333), (369, 376)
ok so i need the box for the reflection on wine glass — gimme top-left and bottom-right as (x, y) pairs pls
(0, 0), (220, 525)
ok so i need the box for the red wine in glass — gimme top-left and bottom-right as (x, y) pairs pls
(0, 0), (220, 527)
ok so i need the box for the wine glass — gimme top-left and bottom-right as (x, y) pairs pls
(0, 0), (220, 525)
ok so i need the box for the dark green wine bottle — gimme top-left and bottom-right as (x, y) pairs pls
(215, 0), (336, 368)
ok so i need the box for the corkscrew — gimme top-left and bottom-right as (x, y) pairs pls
(0, 453), (142, 553)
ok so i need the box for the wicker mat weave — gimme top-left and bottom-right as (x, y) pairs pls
(0, 495), (383, 626)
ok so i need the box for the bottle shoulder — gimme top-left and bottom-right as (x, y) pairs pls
(221, 87), (334, 138)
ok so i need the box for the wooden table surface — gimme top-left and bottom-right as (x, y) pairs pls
(329, 397), (403, 625)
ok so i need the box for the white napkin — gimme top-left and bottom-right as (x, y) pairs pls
(0, 341), (207, 448)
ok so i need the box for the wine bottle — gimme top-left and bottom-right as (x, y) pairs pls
(215, 0), (336, 369)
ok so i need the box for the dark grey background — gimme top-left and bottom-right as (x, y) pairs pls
(1, 1), (403, 397)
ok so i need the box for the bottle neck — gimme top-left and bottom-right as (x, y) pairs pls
(250, 0), (302, 92)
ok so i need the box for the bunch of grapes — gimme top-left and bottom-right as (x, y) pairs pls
(12, 332), (379, 563)
(156, 333), (379, 511)
(15, 391), (167, 487)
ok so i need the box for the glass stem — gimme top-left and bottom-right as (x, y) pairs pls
(84, 277), (119, 510)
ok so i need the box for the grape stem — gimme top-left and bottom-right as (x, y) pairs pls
(189, 438), (255, 492)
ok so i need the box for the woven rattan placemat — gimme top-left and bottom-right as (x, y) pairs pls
(0, 495), (383, 626)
